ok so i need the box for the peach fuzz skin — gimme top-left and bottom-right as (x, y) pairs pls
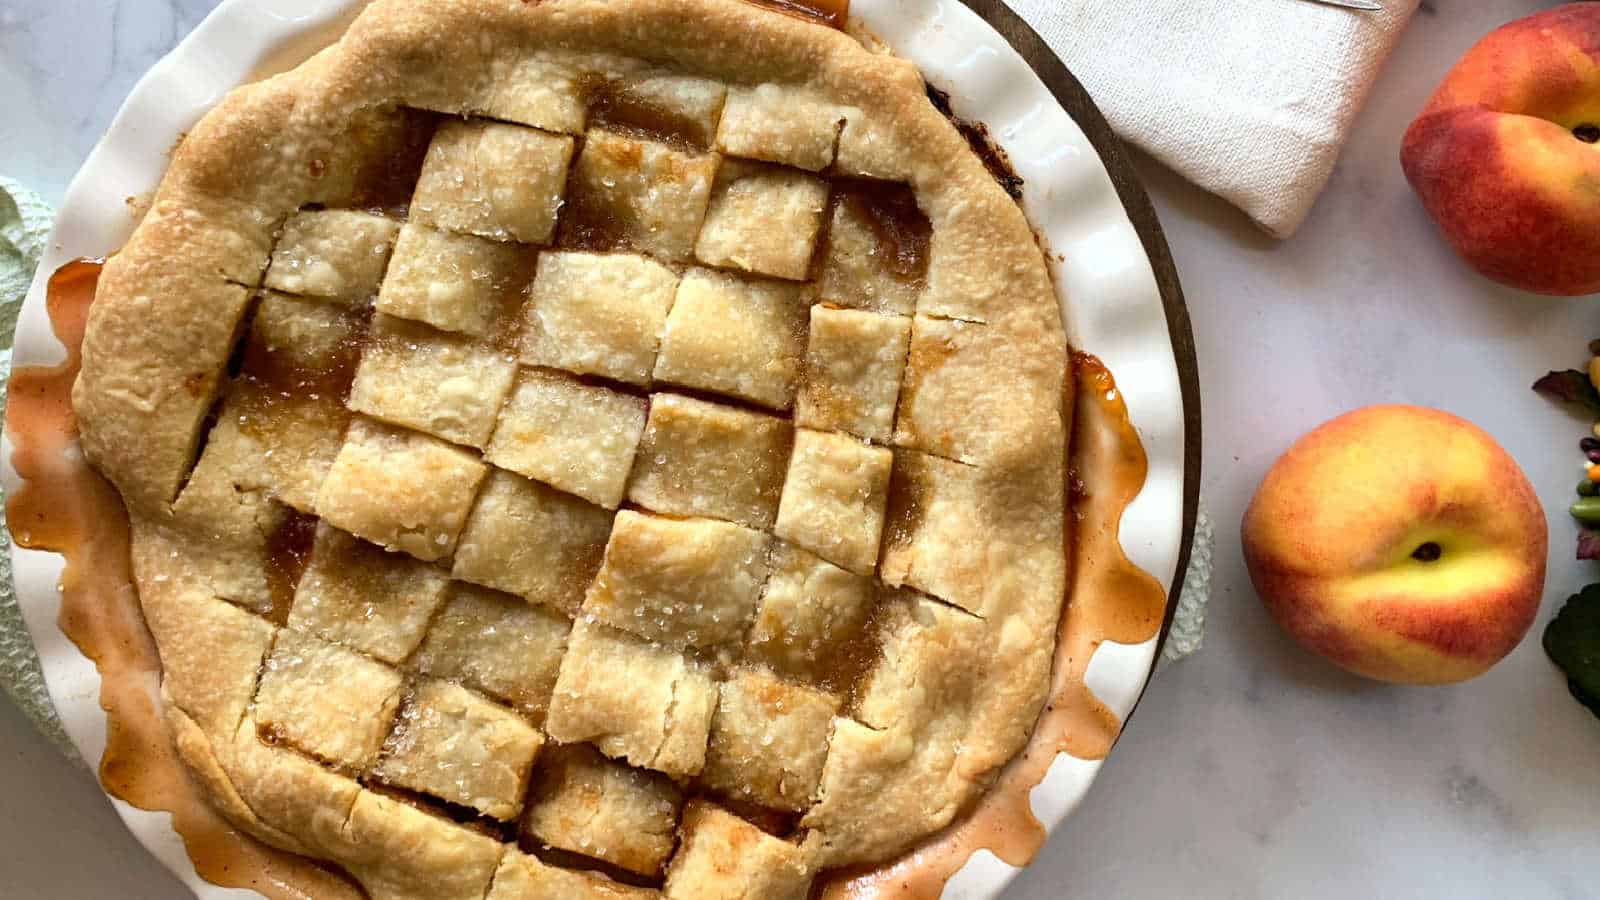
(1242, 405), (1547, 685)
(1401, 5), (1600, 296)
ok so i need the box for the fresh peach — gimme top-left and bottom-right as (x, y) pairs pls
(1242, 405), (1547, 685)
(1402, 4), (1600, 295)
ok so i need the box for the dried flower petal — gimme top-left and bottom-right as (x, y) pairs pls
(1533, 369), (1600, 414)
(1578, 528), (1600, 561)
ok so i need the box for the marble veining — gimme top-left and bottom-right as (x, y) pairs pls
(0, 0), (212, 207)
(0, 1), (1597, 898)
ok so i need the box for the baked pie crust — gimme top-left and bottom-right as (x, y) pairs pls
(72, 0), (1070, 895)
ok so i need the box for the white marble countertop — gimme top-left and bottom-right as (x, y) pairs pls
(2, 0), (1598, 897)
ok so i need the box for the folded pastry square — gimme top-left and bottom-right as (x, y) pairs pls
(878, 449), (985, 615)
(403, 48), (588, 134)
(583, 510), (771, 650)
(373, 679), (544, 820)
(254, 629), (404, 770)
(339, 786), (505, 899)
(744, 543), (879, 689)
(148, 594), (276, 738)
(230, 289), (366, 512)
(244, 289), (367, 382)
(832, 111), (911, 181)
(451, 468), (613, 616)
(412, 583), (572, 721)
(519, 250), (680, 385)
(627, 393), (793, 529)
(348, 314), (518, 448)
(774, 429), (893, 575)
(520, 743), (683, 876)
(483, 368), (647, 508)
(545, 618), (717, 778)
(212, 396), (346, 520)
(662, 801), (813, 900)
(815, 184), (928, 316)
(166, 415), (289, 615)
(376, 223), (535, 338)
(796, 595), (992, 869)
(486, 850), (662, 900)
(701, 669), (839, 812)
(263, 209), (401, 303)
(410, 118), (575, 244)
(795, 305), (911, 442)
(587, 73), (728, 148)
(287, 524), (452, 665)
(314, 418), (488, 562)
(652, 268), (808, 411)
(694, 161), (829, 281)
(216, 712), (364, 862)
(856, 592), (989, 732)
(894, 316), (1023, 464)
(714, 83), (847, 172)
(559, 128), (719, 261)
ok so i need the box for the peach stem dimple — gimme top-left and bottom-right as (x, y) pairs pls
(1411, 542), (1443, 563)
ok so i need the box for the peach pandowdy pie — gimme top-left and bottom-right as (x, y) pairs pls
(72, 0), (1070, 896)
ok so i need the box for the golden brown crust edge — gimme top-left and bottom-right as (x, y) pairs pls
(75, 0), (1069, 888)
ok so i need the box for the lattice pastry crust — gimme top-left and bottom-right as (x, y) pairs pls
(73, 0), (1071, 896)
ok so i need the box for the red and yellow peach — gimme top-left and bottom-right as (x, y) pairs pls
(1242, 405), (1547, 684)
(1403, 4), (1600, 295)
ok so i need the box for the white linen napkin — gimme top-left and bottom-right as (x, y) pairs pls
(1010, 0), (1421, 238)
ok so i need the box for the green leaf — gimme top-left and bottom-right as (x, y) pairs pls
(1544, 583), (1600, 720)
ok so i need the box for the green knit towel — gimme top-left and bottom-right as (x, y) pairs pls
(0, 177), (75, 757)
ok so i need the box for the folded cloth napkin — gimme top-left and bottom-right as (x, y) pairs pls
(1011, 0), (1421, 237)
(1163, 501), (1211, 664)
